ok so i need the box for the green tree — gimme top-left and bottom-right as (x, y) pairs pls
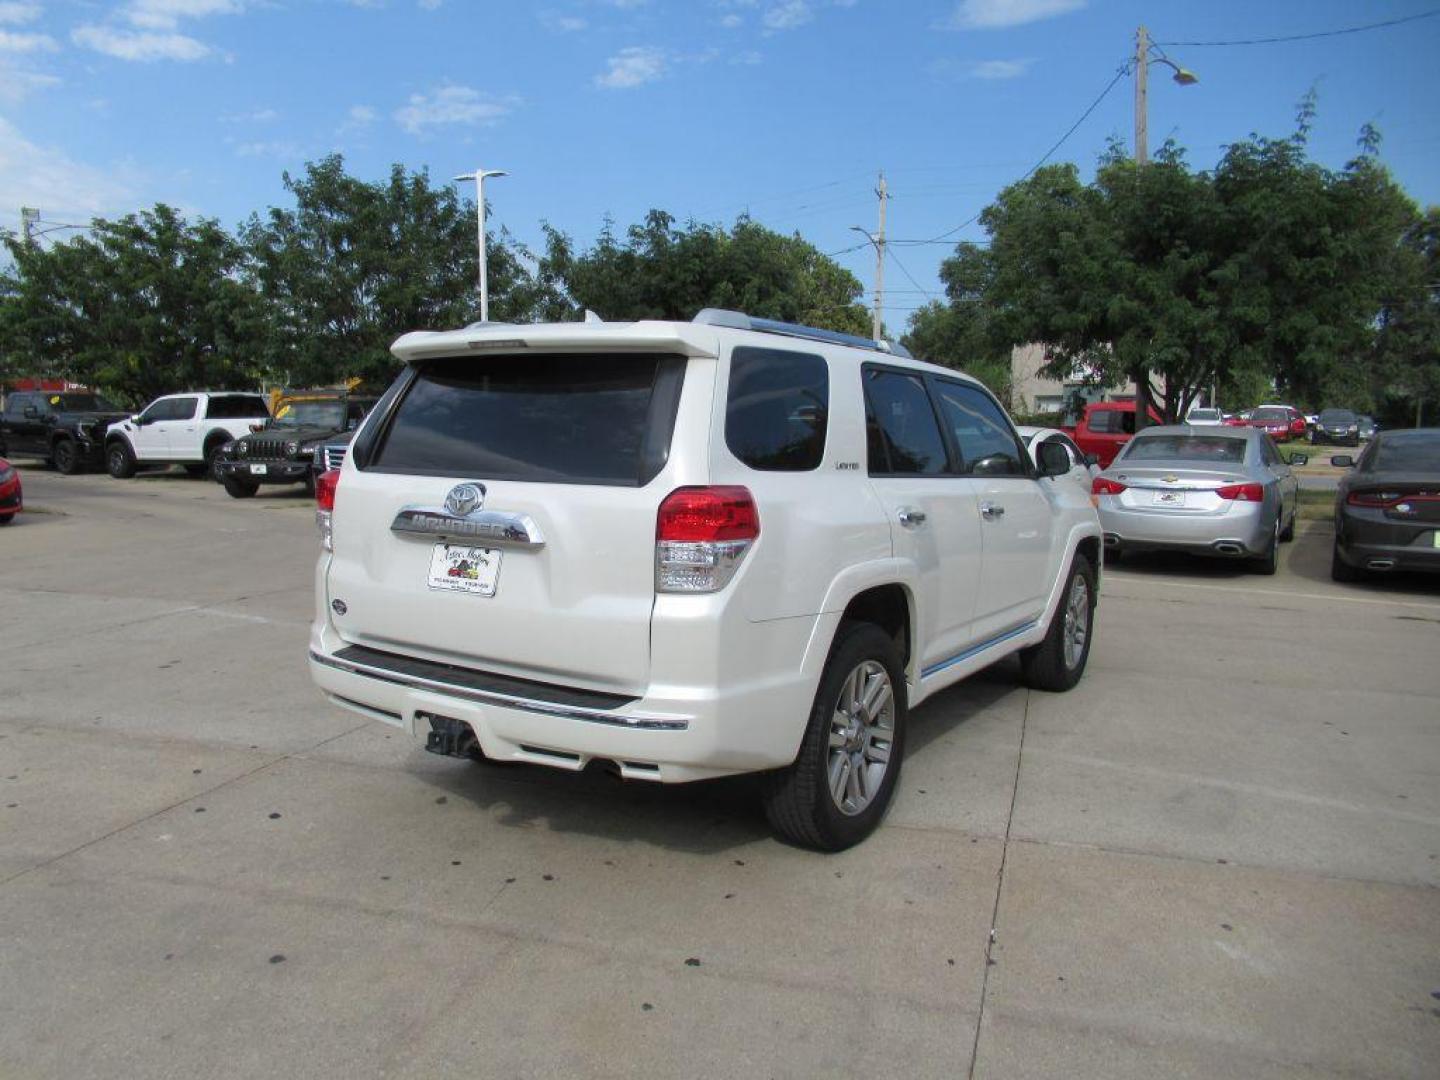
(920, 115), (1423, 426)
(900, 246), (1013, 401)
(1373, 206), (1440, 425)
(535, 211), (871, 334)
(0, 205), (266, 404)
(241, 155), (531, 387)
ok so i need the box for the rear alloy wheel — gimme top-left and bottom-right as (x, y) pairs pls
(1251, 520), (1280, 576)
(52, 437), (81, 475)
(1330, 541), (1361, 583)
(763, 622), (906, 852)
(223, 477), (259, 499)
(1020, 554), (1096, 692)
(106, 440), (137, 479)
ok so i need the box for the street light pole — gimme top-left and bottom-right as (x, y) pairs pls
(1134, 26), (1150, 167)
(452, 168), (508, 322)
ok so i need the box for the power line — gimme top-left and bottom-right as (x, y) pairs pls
(885, 246), (934, 302)
(1157, 8), (1440, 47)
(889, 62), (1130, 247)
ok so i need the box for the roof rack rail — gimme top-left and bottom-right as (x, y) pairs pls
(693, 308), (913, 360)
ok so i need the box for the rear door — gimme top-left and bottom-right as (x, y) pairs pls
(861, 366), (983, 672)
(5, 394), (42, 455)
(324, 351), (687, 694)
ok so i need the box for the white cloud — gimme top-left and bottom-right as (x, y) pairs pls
(966, 57), (1033, 78)
(0, 28), (55, 51)
(347, 104), (376, 125)
(418, 0), (444, 8)
(124, 0), (243, 31)
(539, 10), (587, 32)
(720, 13), (741, 27)
(594, 45), (665, 89)
(762, 0), (811, 31)
(72, 24), (211, 61)
(730, 49), (761, 65)
(232, 139), (299, 158)
(0, 58), (58, 102)
(395, 85), (513, 135)
(943, 0), (1084, 30)
(0, 2), (41, 25)
(0, 116), (141, 219)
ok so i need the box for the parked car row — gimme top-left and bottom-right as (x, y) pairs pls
(0, 387), (374, 499)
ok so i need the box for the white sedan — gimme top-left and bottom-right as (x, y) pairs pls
(1017, 426), (1100, 487)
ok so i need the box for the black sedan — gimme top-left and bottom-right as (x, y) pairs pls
(1331, 428), (1440, 581)
(1311, 408), (1361, 446)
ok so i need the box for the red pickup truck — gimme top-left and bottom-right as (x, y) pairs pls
(1065, 401), (1164, 468)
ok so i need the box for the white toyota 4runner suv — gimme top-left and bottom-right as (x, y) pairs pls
(309, 310), (1102, 850)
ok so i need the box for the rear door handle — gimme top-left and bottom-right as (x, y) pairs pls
(980, 502), (1005, 520)
(897, 508), (927, 529)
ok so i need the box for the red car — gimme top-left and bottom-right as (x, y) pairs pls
(1235, 405), (1306, 442)
(1066, 401), (1164, 468)
(0, 457), (21, 525)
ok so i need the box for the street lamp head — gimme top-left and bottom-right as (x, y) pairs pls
(1172, 66), (1199, 86)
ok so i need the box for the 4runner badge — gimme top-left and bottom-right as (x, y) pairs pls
(444, 483), (486, 517)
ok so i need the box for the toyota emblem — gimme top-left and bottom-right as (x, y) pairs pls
(444, 483), (486, 517)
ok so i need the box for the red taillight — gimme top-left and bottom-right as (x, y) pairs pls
(1091, 477), (1127, 496)
(657, 486), (759, 542)
(1347, 491), (1401, 508)
(1216, 482), (1265, 502)
(315, 469), (340, 511)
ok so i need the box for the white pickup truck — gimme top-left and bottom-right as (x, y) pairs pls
(105, 392), (271, 480)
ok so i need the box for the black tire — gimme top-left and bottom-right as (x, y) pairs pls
(203, 440), (227, 482)
(302, 470), (316, 497)
(1103, 544), (1123, 567)
(223, 476), (260, 499)
(762, 622), (907, 852)
(105, 440), (137, 479)
(1331, 541), (1361, 583)
(1019, 554), (1096, 692)
(1250, 521), (1279, 575)
(183, 464), (208, 478)
(1279, 506), (1295, 542)
(0, 513), (13, 525)
(52, 437), (82, 475)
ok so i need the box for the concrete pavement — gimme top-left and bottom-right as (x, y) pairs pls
(1, 466), (1438, 1078)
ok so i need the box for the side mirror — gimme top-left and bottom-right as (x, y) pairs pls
(1084, 453), (1100, 467)
(23, 406), (38, 419)
(1037, 441), (1071, 478)
(1289, 453), (1308, 466)
(1331, 455), (1354, 468)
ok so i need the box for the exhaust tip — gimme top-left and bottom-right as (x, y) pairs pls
(1103, 533), (1121, 548)
(1213, 542), (1244, 556)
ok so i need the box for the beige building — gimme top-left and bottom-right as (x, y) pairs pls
(1009, 343), (1145, 416)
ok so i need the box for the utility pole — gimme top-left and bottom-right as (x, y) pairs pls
(1134, 26), (1150, 167)
(451, 168), (508, 323)
(873, 172), (888, 341)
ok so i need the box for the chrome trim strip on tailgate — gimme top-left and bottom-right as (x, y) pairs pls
(391, 507), (545, 547)
(309, 649), (689, 730)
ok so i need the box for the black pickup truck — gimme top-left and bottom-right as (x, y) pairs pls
(0, 390), (130, 474)
(214, 394), (374, 498)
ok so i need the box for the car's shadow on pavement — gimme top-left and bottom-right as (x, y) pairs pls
(418, 654), (1022, 854)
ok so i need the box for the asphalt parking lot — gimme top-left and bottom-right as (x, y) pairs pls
(2, 466), (1438, 1079)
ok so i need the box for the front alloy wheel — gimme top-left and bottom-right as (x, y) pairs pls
(1061, 574), (1090, 671)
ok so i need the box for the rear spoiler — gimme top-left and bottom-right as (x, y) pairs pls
(391, 321), (720, 362)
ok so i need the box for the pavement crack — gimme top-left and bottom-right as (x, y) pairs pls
(968, 687), (1029, 1080)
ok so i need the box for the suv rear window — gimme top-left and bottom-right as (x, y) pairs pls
(370, 353), (684, 486)
(725, 347), (828, 471)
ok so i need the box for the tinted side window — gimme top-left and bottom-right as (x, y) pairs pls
(1087, 409), (1119, 434)
(5, 394), (31, 417)
(864, 369), (948, 476)
(206, 395), (268, 419)
(167, 396), (199, 421)
(725, 347), (828, 472)
(371, 353), (683, 486)
(933, 381), (1027, 476)
(1260, 437), (1281, 466)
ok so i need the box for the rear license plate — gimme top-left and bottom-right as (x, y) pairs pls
(249, 464), (267, 475)
(427, 544), (501, 597)
(1152, 490), (1185, 507)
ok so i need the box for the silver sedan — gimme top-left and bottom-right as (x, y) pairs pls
(1093, 425), (1304, 574)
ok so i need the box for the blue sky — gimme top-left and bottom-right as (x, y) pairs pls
(2, 0), (1437, 332)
